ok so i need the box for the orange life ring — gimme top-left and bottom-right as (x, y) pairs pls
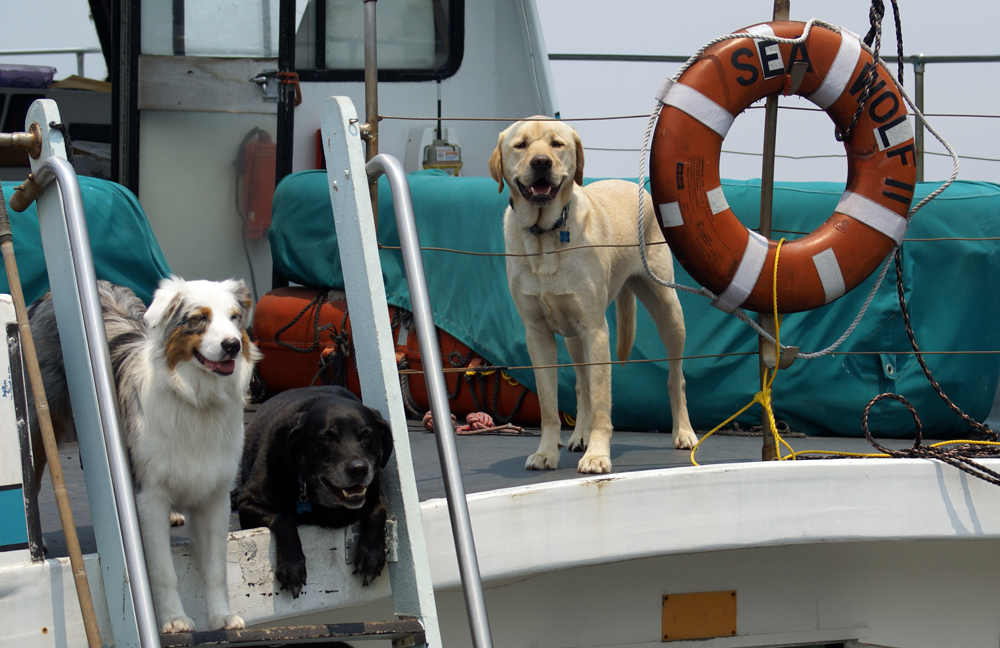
(650, 20), (917, 314)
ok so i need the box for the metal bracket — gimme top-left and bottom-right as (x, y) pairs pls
(759, 316), (799, 370)
(787, 61), (809, 95)
(251, 69), (281, 103)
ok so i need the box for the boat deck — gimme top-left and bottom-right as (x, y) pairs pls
(35, 410), (918, 559)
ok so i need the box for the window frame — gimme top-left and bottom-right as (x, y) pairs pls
(296, 0), (464, 82)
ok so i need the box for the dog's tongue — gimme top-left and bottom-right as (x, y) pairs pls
(203, 358), (236, 375)
(531, 183), (553, 196)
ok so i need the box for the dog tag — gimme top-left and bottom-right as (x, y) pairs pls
(559, 230), (570, 243)
(296, 500), (313, 515)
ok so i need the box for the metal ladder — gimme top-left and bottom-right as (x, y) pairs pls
(17, 98), (161, 647)
(14, 96), (492, 647)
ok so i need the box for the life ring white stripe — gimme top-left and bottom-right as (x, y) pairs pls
(745, 24), (779, 69)
(807, 30), (862, 110)
(707, 186), (729, 215)
(659, 202), (684, 228)
(874, 118), (914, 151)
(745, 24), (775, 37)
(662, 83), (735, 138)
(836, 191), (908, 244)
(713, 230), (769, 313)
(812, 248), (847, 304)
(745, 24), (788, 78)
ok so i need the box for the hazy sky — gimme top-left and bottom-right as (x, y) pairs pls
(535, 0), (1000, 183)
(6, 0), (999, 183)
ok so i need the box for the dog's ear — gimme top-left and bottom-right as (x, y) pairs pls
(224, 278), (254, 327)
(285, 411), (310, 452)
(368, 407), (394, 468)
(143, 275), (185, 329)
(488, 131), (506, 194)
(573, 130), (585, 187)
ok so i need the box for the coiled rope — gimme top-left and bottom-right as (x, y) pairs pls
(270, 289), (351, 388)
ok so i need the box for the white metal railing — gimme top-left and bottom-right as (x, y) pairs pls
(0, 47), (102, 78)
(549, 52), (1000, 182)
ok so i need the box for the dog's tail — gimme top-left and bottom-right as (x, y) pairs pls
(615, 287), (636, 366)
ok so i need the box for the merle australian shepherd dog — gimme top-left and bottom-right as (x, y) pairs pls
(29, 276), (260, 633)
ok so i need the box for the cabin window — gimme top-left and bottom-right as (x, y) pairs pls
(140, 0), (281, 58)
(294, 0), (464, 81)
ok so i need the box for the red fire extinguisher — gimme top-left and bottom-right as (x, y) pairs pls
(236, 128), (276, 239)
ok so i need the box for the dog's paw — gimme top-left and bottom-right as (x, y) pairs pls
(577, 453), (611, 474)
(353, 543), (387, 586)
(275, 557), (307, 599)
(525, 450), (559, 470)
(169, 510), (186, 527)
(673, 429), (698, 450)
(160, 615), (196, 634)
(210, 614), (245, 630)
(566, 432), (587, 452)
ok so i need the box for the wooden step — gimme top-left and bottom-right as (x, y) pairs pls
(159, 620), (425, 647)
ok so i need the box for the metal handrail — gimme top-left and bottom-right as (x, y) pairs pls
(0, 47), (102, 78)
(31, 156), (160, 647)
(550, 51), (1000, 182)
(548, 52), (1000, 64)
(366, 153), (494, 648)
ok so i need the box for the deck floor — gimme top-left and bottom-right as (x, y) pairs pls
(35, 410), (917, 559)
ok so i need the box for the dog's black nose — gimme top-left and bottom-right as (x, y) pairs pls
(221, 337), (242, 357)
(346, 458), (369, 481)
(530, 155), (552, 170)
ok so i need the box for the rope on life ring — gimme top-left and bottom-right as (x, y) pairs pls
(650, 20), (917, 314)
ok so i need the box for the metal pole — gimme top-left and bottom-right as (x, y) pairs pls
(363, 0), (379, 229)
(0, 183), (102, 648)
(913, 56), (925, 183)
(366, 153), (494, 648)
(757, 0), (789, 462)
(34, 157), (161, 647)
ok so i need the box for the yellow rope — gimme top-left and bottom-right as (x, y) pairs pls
(694, 237), (918, 463)
(691, 239), (794, 466)
(930, 439), (1000, 449)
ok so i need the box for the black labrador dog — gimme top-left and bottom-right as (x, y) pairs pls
(234, 385), (394, 598)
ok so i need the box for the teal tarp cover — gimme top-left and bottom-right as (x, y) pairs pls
(1, 177), (172, 304)
(271, 169), (1000, 438)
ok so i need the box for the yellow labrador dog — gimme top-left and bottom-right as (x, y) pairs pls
(489, 117), (697, 474)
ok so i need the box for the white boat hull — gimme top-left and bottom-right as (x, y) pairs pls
(7, 456), (1000, 647)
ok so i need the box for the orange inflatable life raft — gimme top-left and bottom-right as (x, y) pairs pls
(252, 286), (549, 426)
(650, 20), (916, 314)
